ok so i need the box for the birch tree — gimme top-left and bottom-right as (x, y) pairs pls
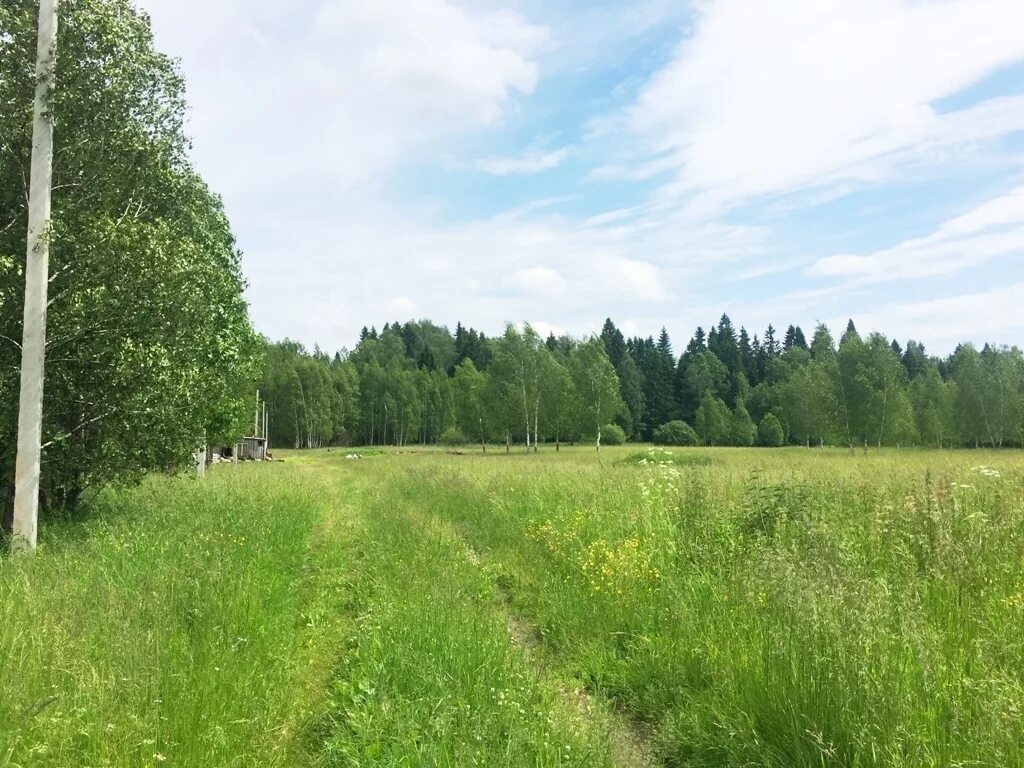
(492, 324), (545, 451)
(1, 0), (260, 519)
(569, 338), (623, 451)
(453, 358), (487, 452)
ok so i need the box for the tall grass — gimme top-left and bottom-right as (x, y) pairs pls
(0, 465), (342, 767)
(369, 447), (1024, 767)
(306, 472), (615, 766)
(0, 454), (617, 767)
(3, 447), (1022, 766)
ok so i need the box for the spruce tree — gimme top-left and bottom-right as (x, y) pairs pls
(600, 318), (627, 369)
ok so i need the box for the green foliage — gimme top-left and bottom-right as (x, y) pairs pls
(440, 426), (467, 448)
(684, 350), (729, 405)
(758, 413), (785, 447)
(632, 333), (676, 438)
(0, 0), (259, 512)
(261, 318), (1024, 453)
(950, 343), (1023, 448)
(599, 423), (627, 446)
(569, 338), (625, 450)
(653, 420), (699, 446)
(696, 393), (730, 446)
(262, 341), (359, 449)
(452, 358), (487, 449)
(615, 354), (645, 439)
(539, 353), (577, 447)
(729, 404), (757, 447)
(491, 323), (547, 448)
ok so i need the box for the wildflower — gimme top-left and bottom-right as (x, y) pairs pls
(971, 465), (1002, 478)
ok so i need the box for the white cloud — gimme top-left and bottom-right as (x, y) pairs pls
(137, 0), (1024, 357)
(240, 196), (765, 351)
(386, 296), (418, 315)
(612, 258), (666, 301)
(503, 266), (568, 298)
(315, 0), (548, 126)
(808, 186), (1024, 283)
(526, 320), (564, 339)
(141, 0), (550, 195)
(477, 147), (570, 175)
(608, 0), (1024, 209)
(843, 282), (1024, 349)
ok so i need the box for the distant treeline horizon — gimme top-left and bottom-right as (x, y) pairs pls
(260, 316), (1024, 450)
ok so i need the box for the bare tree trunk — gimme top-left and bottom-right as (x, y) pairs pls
(520, 372), (531, 451)
(877, 384), (889, 450)
(533, 403), (539, 454)
(12, 0), (59, 553)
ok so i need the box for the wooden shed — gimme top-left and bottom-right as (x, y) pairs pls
(235, 436), (268, 461)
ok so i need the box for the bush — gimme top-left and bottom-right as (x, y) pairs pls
(600, 424), (627, 446)
(440, 427), (467, 448)
(729, 406), (756, 447)
(758, 414), (785, 447)
(653, 420), (699, 446)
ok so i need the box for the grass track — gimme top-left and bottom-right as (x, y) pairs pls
(1, 445), (1022, 766)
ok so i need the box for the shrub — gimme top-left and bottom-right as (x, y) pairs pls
(653, 420), (699, 446)
(600, 424), (627, 446)
(696, 395), (730, 445)
(729, 406), (756, 447)
(758, 414), (785, 447)
(440, 427), (467, 448)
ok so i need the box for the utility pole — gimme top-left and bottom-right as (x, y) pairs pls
(12, 0), (59, 553)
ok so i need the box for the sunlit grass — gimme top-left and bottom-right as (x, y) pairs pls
(0, 465), (343, 767)
(2, 446), (1022, 766)
(350, 445), (1024, 767)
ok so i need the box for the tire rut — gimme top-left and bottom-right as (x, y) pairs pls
(461, 543), (658, 768)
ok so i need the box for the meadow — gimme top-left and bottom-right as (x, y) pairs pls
(1, 446), (1022, 767)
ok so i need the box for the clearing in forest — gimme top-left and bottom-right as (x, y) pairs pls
(1, 446), (1022, 767)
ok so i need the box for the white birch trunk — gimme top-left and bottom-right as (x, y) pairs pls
(13, 0), (59, 553)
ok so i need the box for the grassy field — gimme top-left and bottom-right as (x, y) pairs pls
(1, 446), (1022, 766)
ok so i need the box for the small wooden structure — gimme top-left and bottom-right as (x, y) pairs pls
(235, 436), (268, 461)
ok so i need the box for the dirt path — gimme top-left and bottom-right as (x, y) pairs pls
(462, 543), (658, 768)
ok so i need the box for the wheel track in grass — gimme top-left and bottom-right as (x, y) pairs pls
(460, 542), (658, 768)
(305, 454), (655, 765)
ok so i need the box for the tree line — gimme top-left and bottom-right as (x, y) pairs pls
(261, 317), (1024, 451)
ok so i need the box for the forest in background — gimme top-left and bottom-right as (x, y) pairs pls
(261, 316), (1024, 450)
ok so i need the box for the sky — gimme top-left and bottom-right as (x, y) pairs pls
(137, 0), (1024, 356)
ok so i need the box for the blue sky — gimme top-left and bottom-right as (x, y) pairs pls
(139, 0), (1024, 355)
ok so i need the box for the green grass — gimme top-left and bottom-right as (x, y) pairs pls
(325, 446), (1024, 767)
(2, 446), (1023, 766)
(0, 465), (349, 767)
